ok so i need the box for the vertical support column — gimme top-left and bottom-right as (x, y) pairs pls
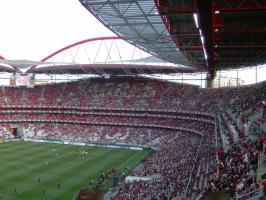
(255, 66), (257, 83)
(207, 71), (215, 88)
(215, 116), (219, 176)
(218, 71), (221, 88)
(200, 73), (203, 88)
(207, 77), (214, 88)
(237, 69), (239, 86)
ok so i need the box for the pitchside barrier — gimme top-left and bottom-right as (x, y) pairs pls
(22, 138), (143, 150)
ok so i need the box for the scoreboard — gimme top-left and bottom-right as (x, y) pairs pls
(10, 73), (35, 87)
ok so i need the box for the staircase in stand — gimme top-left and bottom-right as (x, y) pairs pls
(258, 145), (266, 182)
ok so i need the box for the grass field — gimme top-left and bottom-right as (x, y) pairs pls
(0, 141), (148, 200)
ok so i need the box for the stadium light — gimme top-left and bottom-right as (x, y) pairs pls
(199, 29), (202, 36)
(200, 36), (205, 45)
(193, 14), (208, 64)
(193, 13), (199, 29)
(203, 48), (208, 60)
(153, 10), (159, 15)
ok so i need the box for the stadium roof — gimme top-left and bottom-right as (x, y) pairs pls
(80, 0), (266, 78)
(0, 36), (198, 75)
(80, 0), (195, 67)
(29, 63), (196, 74)
(0, 59), (196, 75)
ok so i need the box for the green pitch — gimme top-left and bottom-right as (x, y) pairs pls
(0, 141), (148, 200)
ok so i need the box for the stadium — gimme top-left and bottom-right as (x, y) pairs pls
(0, 0), (265, 200)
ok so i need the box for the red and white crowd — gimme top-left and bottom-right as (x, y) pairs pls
(0, 77), (265, 199)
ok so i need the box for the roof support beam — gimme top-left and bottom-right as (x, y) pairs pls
(221, 29), (266, 35)
(159, 9), (195, 15)
(196, 0), (215, 77)
(171, 32), (199, 37)
(216, 0), (266, 12)
(155, 0), (201, 67)
(156, 1), (266, 14)
(156, 0), (197, 15)
(217, 46), (266, 51)
(220, 6), (266, 12)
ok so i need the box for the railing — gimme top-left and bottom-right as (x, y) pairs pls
(184, 137), (203, 196)
(234, 187), (264, 200)
(193, 193), (202, 200)
(192, 187), (263, 200)
(192, 188), (264, 200)
(258, 151), (263, 182)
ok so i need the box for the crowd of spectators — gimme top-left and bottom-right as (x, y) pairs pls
(0, 77), (264, 113)
(201, 96), (266, 199)
(202, 134), (263, 199)
(113, 131), (216, 200)
(0, 77), (265, 199)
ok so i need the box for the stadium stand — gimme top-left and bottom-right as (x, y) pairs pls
(0, 77), (265, 199)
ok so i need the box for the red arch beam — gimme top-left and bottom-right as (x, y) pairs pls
(27, 36), (121, 72)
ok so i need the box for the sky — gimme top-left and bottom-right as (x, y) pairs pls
(0, 0), (114, 61)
